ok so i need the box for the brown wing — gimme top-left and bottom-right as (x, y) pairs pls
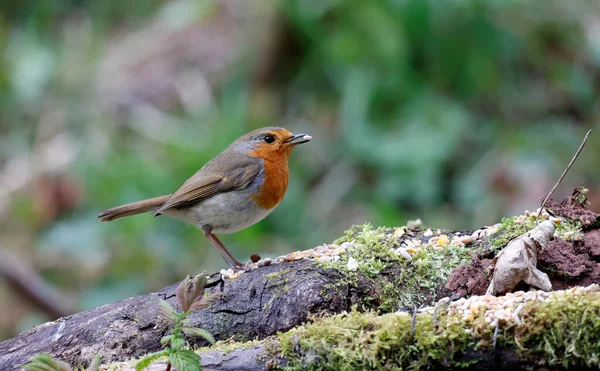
(154, 152), (263, 215)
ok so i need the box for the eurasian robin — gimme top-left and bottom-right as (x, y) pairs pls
(97, 127), (311, 269)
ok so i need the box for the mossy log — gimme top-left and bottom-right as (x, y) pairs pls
(0, 233), (457, 371)
(2, 189), (600, 370)
(107, 283), (600, 370)
(0, 223), (463, 370)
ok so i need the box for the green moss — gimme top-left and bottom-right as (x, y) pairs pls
(517, 289), (600, 367)
(488, 216), (536, 251)
(573, 187), (589, 205)
(266, 268), (292, 280)
(195, 338), (264, 354)
(322, 223), (473, 311)
(276, 309), (470, 370)
(554, 218), (583, 241)
(272, 289), (600, 370)
(320, 278), (351, 303)
(489, 215), (583, 252)
(263, 268), (296, 308)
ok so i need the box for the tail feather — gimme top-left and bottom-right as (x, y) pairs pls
(97, 195), (171, 222)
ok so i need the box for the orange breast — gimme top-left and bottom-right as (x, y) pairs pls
(248, 148), (290, 209)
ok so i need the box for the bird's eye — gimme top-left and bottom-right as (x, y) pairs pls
(263, 135), (275, 144)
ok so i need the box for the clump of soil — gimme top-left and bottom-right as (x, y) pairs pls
(539, 230), (600, 290)
(546, 186), (600, 229)
(445, 253), (494, 296)
(446, 186), (600, 297)
(584, 229), (600, 257)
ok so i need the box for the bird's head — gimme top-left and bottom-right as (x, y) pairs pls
(232, 126), (311, 161)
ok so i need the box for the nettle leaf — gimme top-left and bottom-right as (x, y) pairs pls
(177, 274), (210, 312)
(188, 292), (223, 312)
(186, 277), (205, 311)
(158, 300), (178, 324)
(182, 327), (216, 344)
(135, 350), (168, 371)
(22, 354), (71, 371)
(170, 350), (202, 371)
(176, 275), (191, 311)
(196, 274), (207, 296)
(161, 334), (175, 345)
(85, 354), (102, 371)
(171, 337), (186, 351)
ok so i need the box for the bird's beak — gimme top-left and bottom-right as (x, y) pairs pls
(285, 133), (312, 145)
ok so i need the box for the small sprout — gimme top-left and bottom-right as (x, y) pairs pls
(138, 273), (221, 371)
(176, 274), (222, 312)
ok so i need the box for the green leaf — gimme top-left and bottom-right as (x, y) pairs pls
(170, 349), (202, 371)
(171, 337), (186, 351)
(135, 350), (168, 371)
(85, 354), (102, 371)
(160, 334), (175, 345)
(158, 300), (178, 324)
(22, 354), (71, 371)
(181, 327), (216, 344)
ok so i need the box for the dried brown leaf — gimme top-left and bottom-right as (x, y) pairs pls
(486, 220), (554, 295)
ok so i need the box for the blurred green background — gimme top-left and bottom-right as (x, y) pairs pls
(1, 0), (600, 340)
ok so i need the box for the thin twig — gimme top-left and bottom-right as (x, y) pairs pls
(537, 129), (592, 221)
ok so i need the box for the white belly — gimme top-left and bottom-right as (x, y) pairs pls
(162, 191), (275, 234)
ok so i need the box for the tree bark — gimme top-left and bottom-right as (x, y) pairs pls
(0, 259), (370, 370)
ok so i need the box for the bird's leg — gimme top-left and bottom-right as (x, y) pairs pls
(201, 226), (244, 269)
(208, 233), (244, 269)
(204, 233), (239, 269)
